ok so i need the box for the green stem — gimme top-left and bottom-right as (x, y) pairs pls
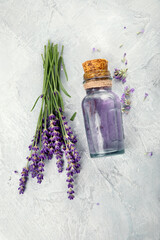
(29, 41), (70, 160)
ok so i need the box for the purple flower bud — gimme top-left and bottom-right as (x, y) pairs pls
(38, 161), (45, 172)
(59, 107), (62, 113)
(26, 156), (31, 161)
(28, 144), (32, 151)
(43, 129), (49, 134)
(37, 173), (43, 184)
(32, 145), (39, 151)
(67, 188), (75, 194)
(122, 78), (126, 84)
(67, 171), (74, 177)
(68, 194), (75, 200)
(144, 92), (148, 100)
(66, 177), (74, 183)
(130, 88), (135, 93)
(147, 151), (153, 157)
(121, 86), (134, 114)
(68, 183), (73, 188)
(125, 106), (131, 110)
(62, 116), (66, 120)
(49, 113), (56, 120)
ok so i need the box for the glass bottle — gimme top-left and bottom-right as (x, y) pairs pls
(82, 59), (124, 158)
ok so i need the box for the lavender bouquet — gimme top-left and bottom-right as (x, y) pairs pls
(18, 41), (80, 200)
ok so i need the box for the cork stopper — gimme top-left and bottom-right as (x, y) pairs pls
(82, 59), (112, 89)
(82, 59), (108, 73)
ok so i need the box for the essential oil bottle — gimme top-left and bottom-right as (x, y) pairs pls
(82, 59), (124, 158)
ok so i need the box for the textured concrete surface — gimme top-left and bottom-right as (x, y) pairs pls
(0, 0), (160, 239)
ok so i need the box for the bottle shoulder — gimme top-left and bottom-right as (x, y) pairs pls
(82, 90), (120, 102)
(82, 90), (121, 109)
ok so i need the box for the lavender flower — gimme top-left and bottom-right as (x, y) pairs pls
(146, 152), (153, 157)
(124, 86), (135, 95)
(37, 172), (44, 183)
(121, 86), (135, 113)
(65, 140), (80, 200)
(41, 129), (50, 155)
(38, 161), (45, 172)
(32, 145), (39, 151)
(121, 53), (127, 64)
(144, 92), (148, 101)
(137, 29), (144, 35)
(48, 114), (64, 172)
(36, 158), (45, 183)
(113, 68), (128, 84)
(92, 48), (100, 52)
(29, 130), (49, 183)
(18, 167), (29, 194)
(29, 152), (40, 178)
(62, 115), (77, 144)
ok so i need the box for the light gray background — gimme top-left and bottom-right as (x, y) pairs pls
(0, 0), (160, 240)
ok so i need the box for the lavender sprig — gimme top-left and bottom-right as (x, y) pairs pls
(92, 47), (100, 52)
(137, 29), (144, 35)
(121, 86), (135, 113)
(146, 152), (153, 157)
(113, 53), (128, 84)
(113, 68), (128, 84)
(48, 115), (64, 172)
(65, 141), (80, 200)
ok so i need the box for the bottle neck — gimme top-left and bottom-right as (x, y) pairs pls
(86, 86), (112, 94)
(83, 75), (112, 91)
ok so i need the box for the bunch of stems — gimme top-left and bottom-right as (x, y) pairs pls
(18, 41), (80, 200)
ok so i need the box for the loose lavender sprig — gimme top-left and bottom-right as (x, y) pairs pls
(137, 29), (144, 35)
(113, 68), (128, 84)
(121, 53), (126, 63)
(145, 151), (153, 157)
(121, 86), (135, 113)
(113, 53), (128, 84)
(144, 92), (148, 101)
(92, 48), (100, 52)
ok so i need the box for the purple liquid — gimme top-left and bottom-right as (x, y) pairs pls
(82, 87), (124, 157)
